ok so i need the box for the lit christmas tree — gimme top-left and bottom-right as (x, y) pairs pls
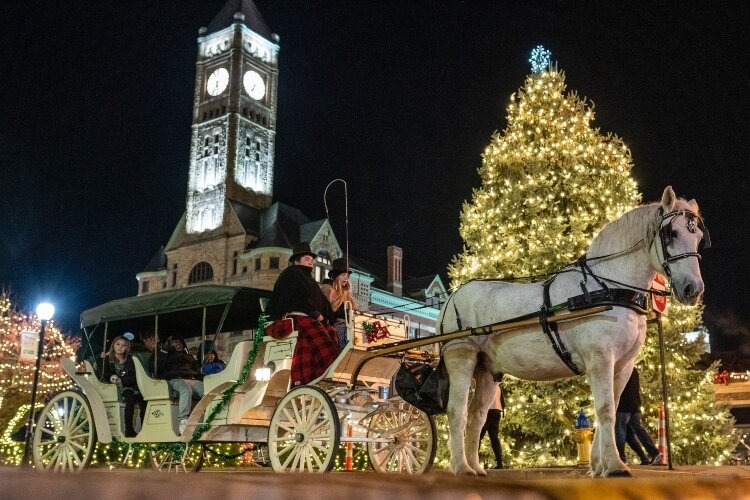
(0, 291), (79, 464)
(439, 47), (733, 468)
(449, 47), (639, 284)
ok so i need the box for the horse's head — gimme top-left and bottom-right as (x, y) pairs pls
(650, 186), (709, 305)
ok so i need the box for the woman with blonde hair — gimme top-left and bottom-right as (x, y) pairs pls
(100, 335), (146, 437)
(320, 257), (357, 348)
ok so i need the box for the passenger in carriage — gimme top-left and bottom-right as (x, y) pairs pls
(100, 335), (146, 437)
(320, 257), (358, 349)
(152, 333), (204, 434)
(132, 330), (156, 375)
(201, 349), (226, 375)
(267, 241), (340, 387)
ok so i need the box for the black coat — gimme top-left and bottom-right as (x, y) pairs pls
(267, 265), (335, 324)
(101, 356), (138, 389)
(617, 367), (642, 413)
(153, 348), (202, 381)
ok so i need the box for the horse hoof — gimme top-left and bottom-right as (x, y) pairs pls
(453, 465), (477, 476)
(608, 470), (632, 478)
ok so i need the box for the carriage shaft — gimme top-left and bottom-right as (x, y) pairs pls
(349, 305), (612, 385)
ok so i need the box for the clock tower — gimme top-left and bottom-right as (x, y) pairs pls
(138, 1), (344, 295)
(186, 0), (279, 234)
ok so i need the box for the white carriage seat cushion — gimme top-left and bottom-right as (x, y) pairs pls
(83, 360), (120, 403)
(203, 340), (253, 394)
(132, 356), (171, 401)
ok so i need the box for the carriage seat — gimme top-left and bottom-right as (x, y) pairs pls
(203, 340), (254, 394)
(132, 356), (170, 400)
(82, 360), (120, 403)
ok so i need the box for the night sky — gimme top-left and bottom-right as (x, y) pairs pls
(2, 1), (749, 348)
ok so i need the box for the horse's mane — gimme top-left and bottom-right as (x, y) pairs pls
(587, 197), (699, 257)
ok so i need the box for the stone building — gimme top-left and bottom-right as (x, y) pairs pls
(136, 0), (445, 339)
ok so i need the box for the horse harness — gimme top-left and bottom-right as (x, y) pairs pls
(447, 207), (710, 375)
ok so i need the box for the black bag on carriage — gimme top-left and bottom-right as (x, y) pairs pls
(394, 359), (450, 415)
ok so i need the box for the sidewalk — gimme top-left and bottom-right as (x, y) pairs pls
(485, 464), (750, 480)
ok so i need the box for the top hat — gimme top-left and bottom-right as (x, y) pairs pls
(328, 257), (349, 280)
(289, 241), (317, 263)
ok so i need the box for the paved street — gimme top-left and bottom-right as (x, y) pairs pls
(4, 465), (749, 499)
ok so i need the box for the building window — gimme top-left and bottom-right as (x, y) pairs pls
(269, 257), (279, 269)
(171, 264), (178, 287)
(255, 258), (261, 271)
(188, 261), (214, 284)
(232, 251), (238, 275)
(141, 281), (150, 293)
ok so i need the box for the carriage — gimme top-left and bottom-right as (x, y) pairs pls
(34, 187), (708, 478)
(32, 284), (438, 473)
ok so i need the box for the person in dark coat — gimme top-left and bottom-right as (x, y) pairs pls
(615, 366), (662, 465)
(480, 383), (504, 469)
(101, 335), (146, 437)
(152, 334), (203, 434)
(267, 242), (340, 386)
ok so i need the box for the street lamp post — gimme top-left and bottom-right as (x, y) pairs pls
(21, 302), (54, 467)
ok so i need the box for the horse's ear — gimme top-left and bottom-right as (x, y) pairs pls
(688, 198), (699, 210)
(661, 186), (676, 212)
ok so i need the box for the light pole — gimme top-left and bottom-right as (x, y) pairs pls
(21, 302), (54, 467)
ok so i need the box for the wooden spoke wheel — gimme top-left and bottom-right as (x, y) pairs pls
(32, 391), (96, 472)
(149, 443), (205, 473)
(366, 400), (436, 474)
(268, 386), (340, 472)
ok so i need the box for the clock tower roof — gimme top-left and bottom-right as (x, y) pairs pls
(204, 0), (276, 41)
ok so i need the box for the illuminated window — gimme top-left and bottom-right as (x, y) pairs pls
(188, 262), (214, 284)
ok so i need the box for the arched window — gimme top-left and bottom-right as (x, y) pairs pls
(188, 261), (214, 284)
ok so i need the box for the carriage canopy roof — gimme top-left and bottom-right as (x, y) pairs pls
(80, 285), (270, 333)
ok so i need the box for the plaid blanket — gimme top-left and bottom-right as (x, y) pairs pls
(291, 316), (341, 386)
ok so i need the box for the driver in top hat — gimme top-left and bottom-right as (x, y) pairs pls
(267, 242), (340, 386)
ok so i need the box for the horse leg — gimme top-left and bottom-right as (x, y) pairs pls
(465, 363), (495, 475)
(588, 360), (631, 477)
(444, 342), (480, 475)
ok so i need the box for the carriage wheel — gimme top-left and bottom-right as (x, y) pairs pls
(366, 400), (436, 474)
(32, 390), (96, 472)
(149, 443), (204, 472)
(268, 385), (340, 472)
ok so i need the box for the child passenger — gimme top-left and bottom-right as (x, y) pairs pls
(101, 335), (146, 437)
(201, 349), (226, 375)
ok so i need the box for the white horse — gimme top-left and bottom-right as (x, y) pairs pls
(438, 186), (707, 477)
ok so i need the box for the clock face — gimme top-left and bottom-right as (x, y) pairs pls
(207, 68), (229, 96)
(243, 70), (266, 100)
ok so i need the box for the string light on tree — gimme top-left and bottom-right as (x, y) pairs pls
(529, 45), (552, 74)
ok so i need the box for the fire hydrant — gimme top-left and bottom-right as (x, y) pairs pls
(572, 409), (593, 466)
